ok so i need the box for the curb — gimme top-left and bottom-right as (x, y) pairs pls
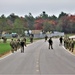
(62, 46), (75, 56)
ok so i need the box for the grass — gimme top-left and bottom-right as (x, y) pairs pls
(65, 34), (75, 37)
(0, 42), (11, 55)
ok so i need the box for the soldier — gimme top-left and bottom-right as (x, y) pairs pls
(64, 35), (68, 49)
(17, 38), (21, 49)
(48, 37), (53, 49)
(64, 37), (66, 47)
(59, 36), (63, 45)
(68, 38), (71, 51)
(14, 39), (18, 51)
(68, 38), (72, 50)
(71, 38), (74, 52)
(10, 39), (15, 53)
(45, 35), (48, 42)
(23, 37), (27, 47)
(20, 40), (25, 53)
(30, 34), (33, 43)
(4, 37), (7, 43)
(2, 36), (7, 43)
(65, 38), (69, 49)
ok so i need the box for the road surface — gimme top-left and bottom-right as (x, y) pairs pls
(0, 38), (75, 75)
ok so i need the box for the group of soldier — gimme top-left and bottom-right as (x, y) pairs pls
(10, 34), (75, 53)
(10, 37), (26, 53)
(64, 37), (75, 52)
(10, 35), (34, 53)
(45, 35), (75, 52)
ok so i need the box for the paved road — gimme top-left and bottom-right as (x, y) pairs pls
(0, 38), (75, 75)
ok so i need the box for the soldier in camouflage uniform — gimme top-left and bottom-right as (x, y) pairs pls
(64, 37), (66, 47)
(17, 39), (21, 49)
(10, 39), (15, 53)
(70, 38), (75, 52)
(30, 35), (33, 43)
(14, 39), (18, 51)
(68, 38), (71, 50)
(23, 37), (27, 47)
(65, 38), (68, 49)
(20, 39), (25, 53)
(64, 36), (68, 48)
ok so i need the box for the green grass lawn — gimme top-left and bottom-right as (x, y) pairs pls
(65, 34), (75, 37)
(0, 42), (11, 55)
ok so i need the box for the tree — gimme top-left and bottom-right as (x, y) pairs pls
(13, 17), (27, 34)
(43, 22), (51, 32)
(58, 12), (68, 19)
(68, 15), (75, 33)
(34, 18), (44, 30)
(49, 15), (57, 20)
(7, 13), (19, 23)
(56, 19), (63, 32)
(40, 11), (48, 19)
(0, 14), (7, 33)
(43, 21), (56, 32)
(25, 13), (35, 30)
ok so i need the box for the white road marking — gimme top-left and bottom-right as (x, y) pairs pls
(36, 65), (39, 68)
(37, 59), (39, 61)
(0, 46), (27, 60)
(0, 48), (21, 60)
(36, 69), (39, 72)
(62, 46), (75, 56)
(36, 62), (39, 64)
(0, 53), (12, 60)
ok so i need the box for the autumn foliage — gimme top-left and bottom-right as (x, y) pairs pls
(0, 12), (75, 34)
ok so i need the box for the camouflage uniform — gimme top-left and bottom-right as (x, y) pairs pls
(10, 39), (15, 53)
(71, 38), (74, 52)
(65, 38), (68, 49)
(23, 37), (27, 47)
(30, 35), (33, 43)
(68, 39), (71, 51)
(20, 40), (25, 53)
(17, 39), (21, 49)
(14, 40), (18, 51)
(67, 38), (70, 50)
(64, 37), (66, 47)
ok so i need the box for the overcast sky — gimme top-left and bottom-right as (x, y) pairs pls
(0, 0), (75, 17)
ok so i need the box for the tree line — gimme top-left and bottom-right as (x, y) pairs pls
(0, 11), (75, 35)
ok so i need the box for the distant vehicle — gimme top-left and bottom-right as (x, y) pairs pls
(12, 33), (18, 38)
